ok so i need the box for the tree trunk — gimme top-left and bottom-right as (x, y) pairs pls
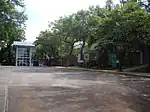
(66, 56), (69, 67)
(80, 40), (85, 61)
(7, 44), (12, 65)
(80, 40), (85, 67)
(0, 48), (3, 63)
(69, 44), (74, 56)
(147, 45), (150, 72)
(117, 51), (124, 72)
(67, 43), (74, 67)
(103, 48), (109, 68)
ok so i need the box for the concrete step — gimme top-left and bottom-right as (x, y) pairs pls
(123, 64), (148, 72)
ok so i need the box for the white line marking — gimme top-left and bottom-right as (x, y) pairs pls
(3, 85), (8, 112)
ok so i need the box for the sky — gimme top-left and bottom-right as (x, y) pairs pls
(24, 0), (119, 42)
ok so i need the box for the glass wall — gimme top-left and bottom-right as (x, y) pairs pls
(17, 47), (30, 66)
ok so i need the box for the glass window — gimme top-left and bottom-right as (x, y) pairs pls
(18, 47), (30, 58)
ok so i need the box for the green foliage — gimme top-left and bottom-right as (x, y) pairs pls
(91, 1), (150, 51)
(35, 11), (91, 60)
(34, 30), (60, 59)
(35, 0), (150, 67)
(0, 0), (27, 44)
(0, 0), (27, 64)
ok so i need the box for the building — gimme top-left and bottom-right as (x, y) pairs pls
(13, 41), (34, 66)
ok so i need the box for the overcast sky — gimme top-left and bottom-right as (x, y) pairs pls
(24, 0), (119, 42)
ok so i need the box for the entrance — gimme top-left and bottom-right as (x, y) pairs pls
(108, 53), (117, 68)
(17, 47), (30, 66)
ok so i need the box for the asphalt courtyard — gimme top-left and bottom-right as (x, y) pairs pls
(0, 67), (150, 112)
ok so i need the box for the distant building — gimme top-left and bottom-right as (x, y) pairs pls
(13, 41), (34, 66)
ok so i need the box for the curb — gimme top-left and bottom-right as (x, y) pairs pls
(56, 67), (150, 78)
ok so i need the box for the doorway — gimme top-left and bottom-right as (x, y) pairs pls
(17, 47), (30, 66)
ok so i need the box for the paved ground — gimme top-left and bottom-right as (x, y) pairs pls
(0, 67), (150, 112)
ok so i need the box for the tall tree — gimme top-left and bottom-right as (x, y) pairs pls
(74, 10), (90, 60)
(0, 0), (27, 64)
(92, 1), (150, 71)
(54, 15), (78, 57)
(35, 30), (60, 60)
(35, 1), (150, 70)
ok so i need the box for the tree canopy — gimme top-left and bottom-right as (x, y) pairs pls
(0, 0), (27, 64)
(35, 0), (150, 68)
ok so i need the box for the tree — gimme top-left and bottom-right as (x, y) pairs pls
(89, 1), (150, 71)
(35, 0), (150, 70)
(0, 0), (27, 64)
(34, 30), (61, 60)
(54, 15), (78, 56)
(74, 10), (90, 60)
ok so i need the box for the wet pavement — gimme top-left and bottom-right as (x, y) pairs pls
(0, 66), (150, 112)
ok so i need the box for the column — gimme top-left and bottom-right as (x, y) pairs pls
(16, 47), (18, 66)
(29, 47), (32, 66)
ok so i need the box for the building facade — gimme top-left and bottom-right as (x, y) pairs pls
(13, 41), (34, 66)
